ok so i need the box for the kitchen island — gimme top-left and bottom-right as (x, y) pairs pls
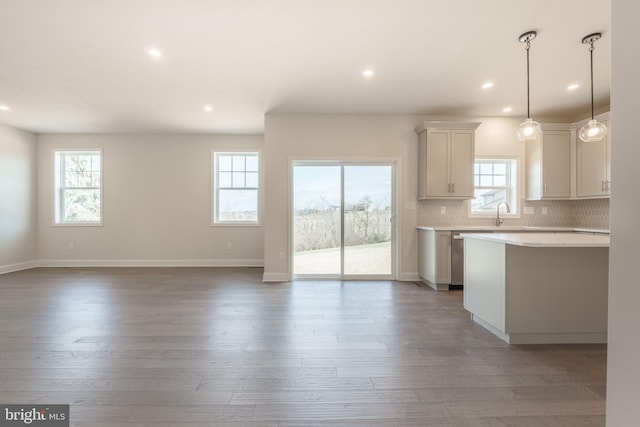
(462, 232), (609, 344)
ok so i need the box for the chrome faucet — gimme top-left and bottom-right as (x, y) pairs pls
(495, 202), (511, 227)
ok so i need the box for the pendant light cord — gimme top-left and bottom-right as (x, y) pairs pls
(589, 42), (595, 120)
(526, 40), (531, 119)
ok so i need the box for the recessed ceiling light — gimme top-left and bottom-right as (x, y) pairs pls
(203, 105), (213, 112)
(363, 69), (374, 78)
(567, 83), (580, 91)
(482, 82), (494, 89)
(0, 105), (9, 111)
(502, 106), (513, 113)
(148, 48), (163, 58)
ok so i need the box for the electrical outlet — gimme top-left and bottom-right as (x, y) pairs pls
(541, 207), (548, 215)
(279, 251), (285, 261)
(440, 206), (446, 214)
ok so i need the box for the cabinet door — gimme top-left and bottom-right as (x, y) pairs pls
(435, 231), (451, 284)
(425, 130), (450, 197)
(577, 134), (608, 197)
(417, 132), (428, 199)
(418, 229), (429, 280)
(541, 131), (571, 198)
(449, 130), (475, 198)
(605, 119), (612, 194)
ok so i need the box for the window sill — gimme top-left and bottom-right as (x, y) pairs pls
(53, 222), (103, 227)
(211, 222), (262, 227)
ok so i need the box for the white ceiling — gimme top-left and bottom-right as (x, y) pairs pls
(0, 0), (611, 134)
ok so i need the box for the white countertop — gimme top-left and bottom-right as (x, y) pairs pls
(416, 225), (609, 234)
(461, 232), (610, 247)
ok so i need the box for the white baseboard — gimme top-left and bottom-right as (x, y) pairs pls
(263, 272), (417, 282)
(398, 272), (420, 282)
(0, 260), (38, 275)
(36, 259), (264, 268)
(262, 272), (291, 282)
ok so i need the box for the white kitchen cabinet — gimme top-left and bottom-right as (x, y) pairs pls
(577, 119), (611, 198)
(416, 122), (480, 199)
(525, 129), (571, 200)
(418, 228), (451, 290)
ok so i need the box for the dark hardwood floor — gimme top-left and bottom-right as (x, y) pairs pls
(0, 267), (606, 426)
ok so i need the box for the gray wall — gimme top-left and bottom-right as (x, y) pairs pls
(0, 123), (37, 272)
(36, 133), (264, 265)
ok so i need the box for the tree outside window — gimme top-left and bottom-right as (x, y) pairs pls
(54, 150), (102, 225)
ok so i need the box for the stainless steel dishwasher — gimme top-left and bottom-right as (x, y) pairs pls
(451, 231), (490, 286)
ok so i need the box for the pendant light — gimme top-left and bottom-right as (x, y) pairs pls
(579, 33), (607, 142)
(516, 31), (541, 142)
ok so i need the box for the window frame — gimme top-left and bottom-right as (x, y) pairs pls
(468, 156), (520, 218)
(211, 150), (261, 226)
(53, 148), (103, 226)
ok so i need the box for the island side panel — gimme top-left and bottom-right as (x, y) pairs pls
(505, 245), (609, 337)
(418, 229), (451, 290)
(463, 238), (506, 332)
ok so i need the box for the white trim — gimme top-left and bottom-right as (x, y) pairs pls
(0, 261), (38, 275)
(289, 159), (399, 280)
(262, 272), (291, 282)
(0, 262), (419, 283)
(468, 156), (522, 219)
(398, 272), (420, 281)
(211, 149), (262, 226)
(471, 314), (607, 344)
(37, 259), (264, 268)
(569, 111), (611, 129)
(471, 314), (511, 342)
(52, 148), (104, 226)
(415, 121), (481, 133)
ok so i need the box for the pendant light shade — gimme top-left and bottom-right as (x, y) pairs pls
(517, 31), (541, 142)
(517, 118), (542, 141)
(579, 119), (607, 142)
(579, 33), (607, 142)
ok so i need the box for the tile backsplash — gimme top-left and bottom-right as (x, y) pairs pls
(417, 198), (609, 230)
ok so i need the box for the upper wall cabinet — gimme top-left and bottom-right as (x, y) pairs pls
(415, 121), (480, 200)
(525, 127), (571, 200)
(577, 119), (611, 198)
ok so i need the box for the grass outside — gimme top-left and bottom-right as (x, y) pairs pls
(293, 241), (391, 275)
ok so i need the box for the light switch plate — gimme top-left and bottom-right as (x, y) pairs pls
(440, 206), (446, 214)
(541, 207), (548, 215)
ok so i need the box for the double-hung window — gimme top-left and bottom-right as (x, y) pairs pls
(54, 150), (102, 225)
(469, 158), (518, 215)
(212, 151), (260, 225)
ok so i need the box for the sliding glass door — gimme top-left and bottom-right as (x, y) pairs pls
(293, 162), (395, 279)
(292, 165), (342, 275)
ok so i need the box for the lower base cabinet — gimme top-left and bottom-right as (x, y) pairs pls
(418, 229), (451, 291)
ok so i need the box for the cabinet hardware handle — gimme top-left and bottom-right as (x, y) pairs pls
(452, 183), (455, 193)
